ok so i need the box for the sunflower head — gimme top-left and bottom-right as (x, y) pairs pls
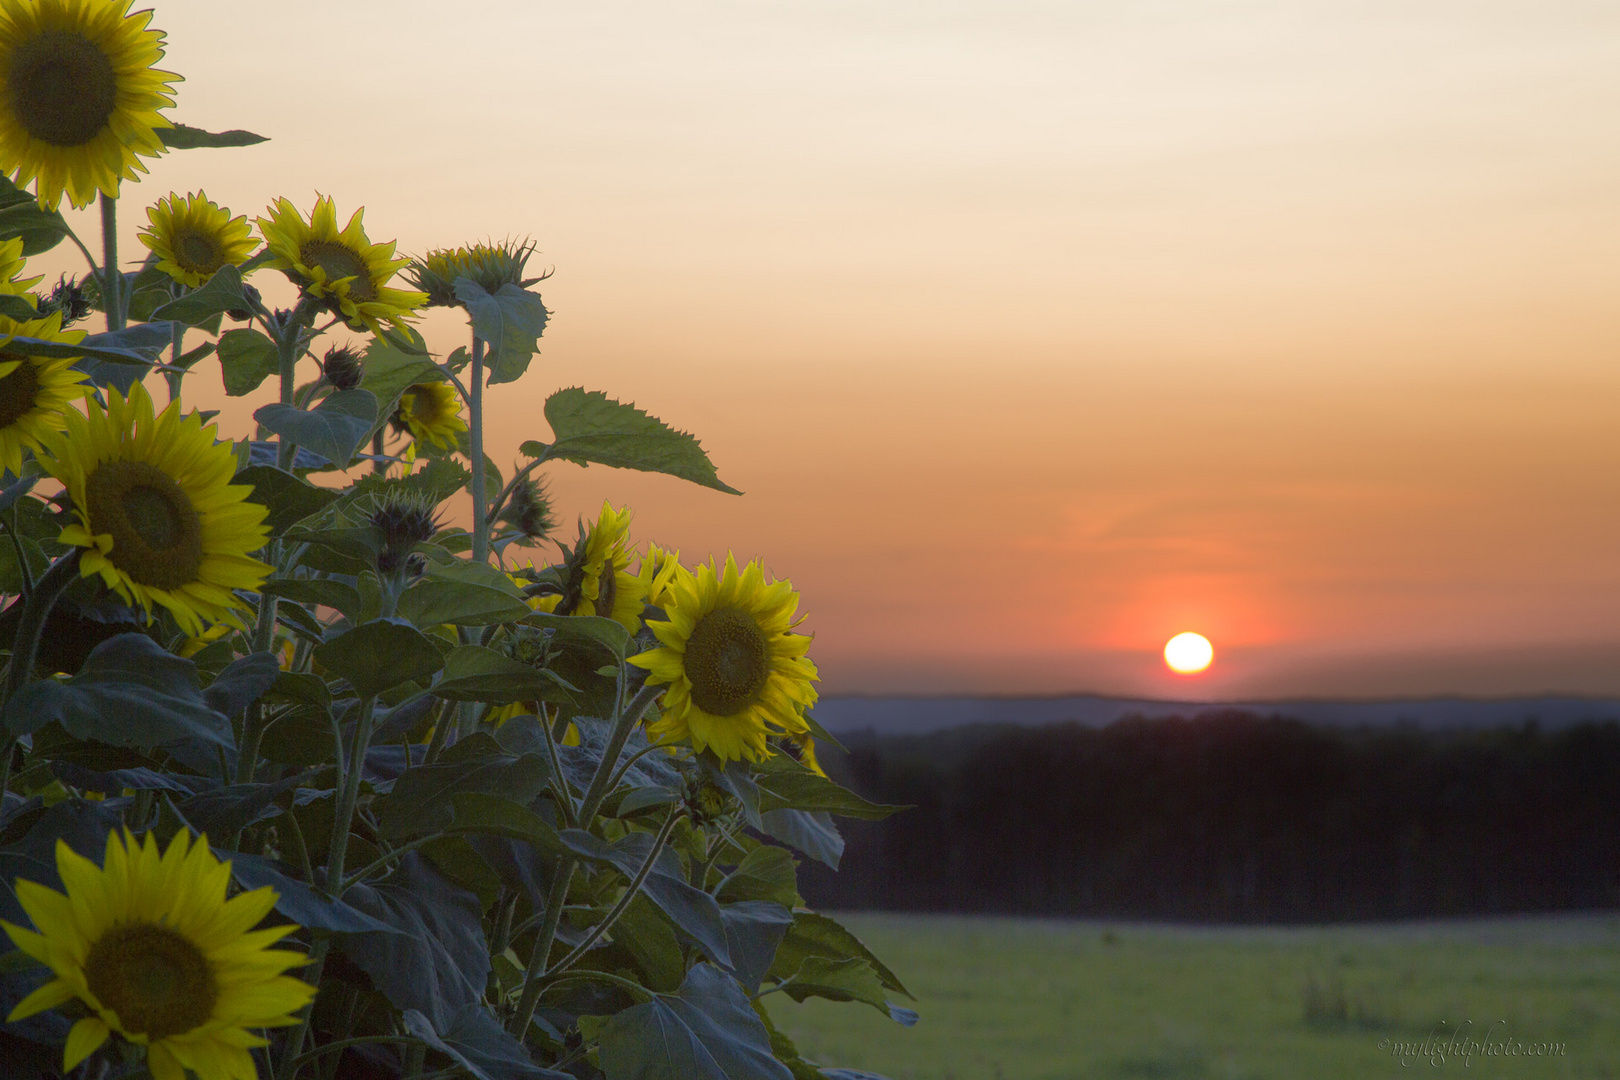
(257, 195), (427, 334)
(320, 343), (363, 391)
(391, 380), (466, 451)
(138, 190), (256, 288)
(629, 554), (819, 764)
(0, 306), (88, 475)
(2, 827), (315, 1080)
(406, 238), (545, 307)
(37, 381), (272, 636)
(0, 0), (181, 210)
(498, 474), (555, 544)
(556, 501), (647, 634)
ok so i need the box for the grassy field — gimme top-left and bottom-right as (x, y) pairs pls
(765, 912), (1620, 1080)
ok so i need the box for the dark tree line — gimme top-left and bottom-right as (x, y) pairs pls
(800, 712), (1620, 921)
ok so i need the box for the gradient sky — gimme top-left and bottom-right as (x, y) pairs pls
(38, 0), (1620, 698)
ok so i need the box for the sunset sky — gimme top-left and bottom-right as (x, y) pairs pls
(40, 0), (1620, 698)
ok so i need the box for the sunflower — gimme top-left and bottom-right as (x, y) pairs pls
(0, 0), (179, 210)
(0, 235), (41, 293)
(629, 554), (818, 764)
(406, 238), (543, 307)
(257, 195), (426, 334)
(0, 306), (89, 474)
(3, 828), (314, 1080)
(138, 191), (255, 288)
(393, 381), (465, 450)
(575, 501), (647, 634)
(37, 381), (271, 636)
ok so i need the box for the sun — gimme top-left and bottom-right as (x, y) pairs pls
(1164, 632), (1213, 675)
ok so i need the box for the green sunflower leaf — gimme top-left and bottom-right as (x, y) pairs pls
(1, 633), (233, 750)
(254, 389), (377, 470)
(401, 1003), (569, 1080)
(261, 577), (363, 620)
(455, 279), (548, 385)
(233, 465), (342, 537)
(359, 328), (443, 418)
(542, 387), (740, 495)
(375, 733), (550, 839)
(767, 912), (911, 999)
(158, 123), (269, 149)
(217, 327), (278, 396)
(0, 293), (37, 320)
(314, 618), (444, 697)
(716, 845), (801, 909)
(431, 645), (576, 703)
(754, 762), (906, 820)
(397, 578), (530, 628)
(228, 853), (401, 935)
(149, 264), (246, 326)
(0, 175), (69, 255)
(594, 963), (792, 1080)
(775, 956), (916, 1025)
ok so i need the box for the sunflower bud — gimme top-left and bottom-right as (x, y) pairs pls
(499, 476), (556, 544)
(684, 778), (735, 826)
(369, 497), (438, 574)
(226, 282), (262, 322)
(405, 238), (549, 308)
(321, 345), (364, 391)
(36, 274), (93, 326)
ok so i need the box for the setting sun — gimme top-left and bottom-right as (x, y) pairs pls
(1164, 632), (1214, 675)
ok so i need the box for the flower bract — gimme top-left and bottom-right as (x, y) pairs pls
(0, 0), (179, 209)
(2, 828), (315, 1080)
(406, 238), (542, 307)
(393, 381), (466, 450)
(630, 553), (818, 763)
(0, 305), (88, 474)
(138, 190), (255, 287)
(258, 195), (426, 334)
(38, 381), (271, 635)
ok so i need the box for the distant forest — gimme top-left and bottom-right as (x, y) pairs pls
(801, 712), (1620, 921)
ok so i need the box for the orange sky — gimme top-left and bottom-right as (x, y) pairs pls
(38, 0), (1620, 697)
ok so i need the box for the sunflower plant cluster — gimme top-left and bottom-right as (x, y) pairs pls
(0, 2), (912, 1079)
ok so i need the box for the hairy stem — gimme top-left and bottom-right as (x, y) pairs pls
(544, 806), (683, 979)
(99, 194), (122, 333)
(468, 334), (488, 562)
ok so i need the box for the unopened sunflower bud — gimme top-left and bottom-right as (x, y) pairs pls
(499, 476), (556, 543)
(322, 345), (364, 391)
(37, 274), (93, 325)
(369, 497), (439, 574)
(226, 282), (262, 322)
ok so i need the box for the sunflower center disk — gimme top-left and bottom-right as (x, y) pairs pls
(300, 241), (377, 302)
(84, 923), (218, 1041)
(84, 460), (206, 591)
(0, 355), (41, 428)
(684, 606), (771, 716)
(175, 231), (221, 274)
(410, 391), (438, 421)
(8, 31), (118, 147)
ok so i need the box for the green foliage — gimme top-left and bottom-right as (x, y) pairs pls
(0, 53), (905, 1079)
(531, 388), (742, 494)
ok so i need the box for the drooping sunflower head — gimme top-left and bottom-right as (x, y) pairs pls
(0, 306), (88, 475)
(629, 553), (819, 764)
(257, 195), (427, 334)
(2, 828), (315, 1080)
(138, 190), (255, 288)
(0, 0), (180, 210)
(368, 494), (438, 575)
(568, 500), (647, 634)
(391, 380), (465, 451)
(37, 381), (272, 636)
(406, 237), (545, 307)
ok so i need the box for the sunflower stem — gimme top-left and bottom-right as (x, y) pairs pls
(509, 856), (575, 1037)
(578, 681), (663, 825)
(98, 194), (123, 333)
(326, 693), (379, 888)
(275, 936), (330, 1080)
(468, 334), (489, 563)
(166, 306), (185, 404)
(542, 805), (684, 981)
(0, 548), (80, 811)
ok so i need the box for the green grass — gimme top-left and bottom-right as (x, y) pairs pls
(765, 912), (1620, 1080)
